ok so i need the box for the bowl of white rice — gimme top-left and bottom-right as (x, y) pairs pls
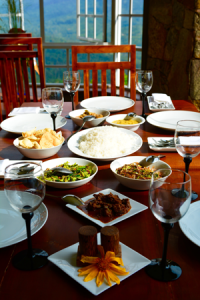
(67, 126), (143, 161)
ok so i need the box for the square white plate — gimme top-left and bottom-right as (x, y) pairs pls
(147, 137), (176, 152)
(147, 96), (175, 112)
(66, 188), (148, 227)
(48, 234), (151, 295)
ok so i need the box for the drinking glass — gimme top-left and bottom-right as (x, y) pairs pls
(42, 87), (64, 131)
(175, 120), (200, 201)
(4, 162), (48, 271)
(63, 71), (80, 115)
(135, 70), (153, 118)
(145, 169), (191, 281)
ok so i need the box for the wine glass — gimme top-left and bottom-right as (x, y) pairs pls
(42, 87), (64, 131)
(145, 169), (191, 281)
(135, 70), (153, 118)
(175, 120), (200, 201)
(4, 162), (48, 271)
(63, 71), (80, 117)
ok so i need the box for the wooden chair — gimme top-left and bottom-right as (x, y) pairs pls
(71, 45), (136, 106)
(0, 33), (32, 37)
(0, 49), (45, 121)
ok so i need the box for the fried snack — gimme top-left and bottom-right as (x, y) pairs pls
(19, 128), (64, 149)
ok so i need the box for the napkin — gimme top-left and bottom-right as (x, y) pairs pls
(152, 93), (171, 103)
(0, 159), (9, 174)
(179, 136), (200, 146)
(9, 107), (41, 116)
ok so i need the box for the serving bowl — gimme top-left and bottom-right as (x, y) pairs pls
(106, 114), (145, 131)
(13, 137), (63, 159)
(42, 157), (98, 189)
(69, 108), (110, 128)
(110, 156), (171, 190)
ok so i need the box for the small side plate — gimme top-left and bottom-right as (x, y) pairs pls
(147, 137), (176, 152)
(147, 96), (175, 112)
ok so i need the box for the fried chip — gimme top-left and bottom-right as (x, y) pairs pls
(19, 138), (34, 149)
(22, 128), (36, 138)
(33, 141), (41, 149)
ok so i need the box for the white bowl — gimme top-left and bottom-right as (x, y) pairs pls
(13, 137), (64, 159)
(106, 114), (145, 131)
(110, 156), (171, 190)
(42, 157), (98, 189)
(69, 108), (110, 128)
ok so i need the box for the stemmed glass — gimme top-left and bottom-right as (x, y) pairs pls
(42, 87), (64, 131)
(4, 162), (48, 271)
(175, 120), (200, 201)
(63, 71), (80, 116)
(135, 70), (153, 118)
(145, 169), (191, 281)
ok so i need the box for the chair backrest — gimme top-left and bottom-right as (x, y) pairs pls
(0, 50), (44, 121)
(71, 45), (136, 106)
(0, 33), (32, 37)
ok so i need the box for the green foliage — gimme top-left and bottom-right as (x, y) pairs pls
(0, 0), (22, 32)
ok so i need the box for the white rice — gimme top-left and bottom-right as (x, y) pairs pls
(78, 126), (138, 157)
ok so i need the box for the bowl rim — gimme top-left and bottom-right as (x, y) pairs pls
(13, 137), (64, 151)
(110, 156), (171, 182)
(42, 157), (98, 185)
(69, 108), (110, 120)
(106, 114), (145, 127)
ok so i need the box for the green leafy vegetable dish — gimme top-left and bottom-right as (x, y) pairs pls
(44, 162), (95, 182)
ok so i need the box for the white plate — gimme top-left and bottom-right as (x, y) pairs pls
(0, 191), (48, 248)
(80, 96), (135, 112)
(48, 233), (150, 296)
(67, 127), (143, 161)
(66, 188), (148, 227)
(147, 137), (176, 152)
(42, 157), (98, 189)
(0, 160), (42, 178)
(0, 114), (67, 134)
(179, 200), (200, 247)
(147, 96), (175, 112)
(146, 111), (200, 131)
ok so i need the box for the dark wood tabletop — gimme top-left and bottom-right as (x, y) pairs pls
(0, 99), (200, 300)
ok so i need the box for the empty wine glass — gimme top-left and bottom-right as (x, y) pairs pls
(4, 162), (48, 271)
(145, 169), (191, 281)
(63, 71), (80, 116)
(175, 120), (200, 201)
(42, 87), (64, 131)
(135, 70), (153, 118)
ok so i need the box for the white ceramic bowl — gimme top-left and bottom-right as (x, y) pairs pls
(42, 157), (98, 189)
(106, 114), (145, 131)
(110, 156), (171, 190)
(69, 108), (110, 128)
(13, 137), (64, 159)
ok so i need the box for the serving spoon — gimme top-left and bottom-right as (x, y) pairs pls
(124, 112), (137, 120)
(139, 155), (166, 167)
(62, 194), (84, 206)
(46, 167), (73, 175)
(65, 115), (96, 143)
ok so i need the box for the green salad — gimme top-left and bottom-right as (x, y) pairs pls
(44, 162), (95, 182)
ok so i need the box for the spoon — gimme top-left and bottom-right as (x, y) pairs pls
(66, 115), (96, 142)
(124, 112), (137, 120)
(47, 167), (73, 175)
(139, 155), (166, 167)
(62, 194), (85, 206)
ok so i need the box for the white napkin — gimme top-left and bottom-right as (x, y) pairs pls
(179, 136), (200, 146)
(0, 159), (9, 174)
(9, 107), (41, 116)
(152, 93), (171, 103)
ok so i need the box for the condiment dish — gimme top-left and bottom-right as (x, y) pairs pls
(106, 114), (145, 131)
(69, 108), (110, 128)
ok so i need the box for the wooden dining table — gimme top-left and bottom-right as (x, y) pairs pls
(0, 99), (200, 300)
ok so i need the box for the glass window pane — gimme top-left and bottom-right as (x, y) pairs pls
(106, 0), (111, 43)
(88, 0), (94, 14)
(132, 17), (143, 47)
(80, 0), (85, 14)
(69, 48), (72, 66)
(77, 53), (88, 62)
(88, 17), (94, 38)
(121, 53), (129, 61)
(97, 0), (103, 15)
(122, 0), (130, 14)
(24, 0), (40, 37)
(46, 68), (66, 84)
(136, 51), (142, 69)
(121, 17), (129, 44)
(90, 53), (113, 62)
(44, 0), (80, 43)
(96, 18), (103, 40)
(132, 1), (144, 14)
(0, 17), (9, 33)
(80, 17), (86, 37)
(45, 49), (67, 65)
